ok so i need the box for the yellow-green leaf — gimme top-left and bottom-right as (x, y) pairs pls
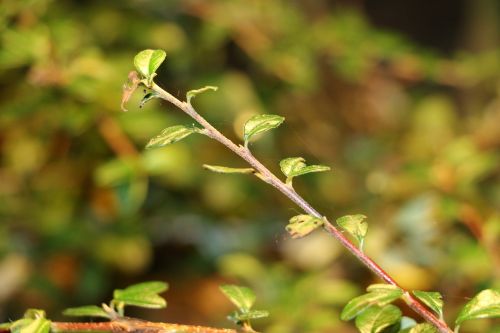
(341, 284), (403, 321)
(412, 291), (443, 319)
(355, 305), (402, 333)
(219, 284), (256, 312)
(63, 305), (111, 319)
(455, 289), (500, 328)
(243, 114), (284, 147)
(336, 214), (368, 250)
(286, 214), (324, 238)
(133, 49), (166, 86)
(203, 164), (255, 174)
(279, 157), (330, 185)
(186, 86), (218, 104)
(146, 125), (200, 149)
(408, 323), (438, 333)
(18, 318), (50, 333)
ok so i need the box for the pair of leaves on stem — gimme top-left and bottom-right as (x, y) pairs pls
(219, 285), (268, 331)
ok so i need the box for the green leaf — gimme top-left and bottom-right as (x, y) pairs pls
(341, 284), (403, 321)
(228, 309), (269, 325)
(219, 285), (256, 312)
(243, 114), (284, 147)
(10, 319), (32, 333)
(62, 305), (111, 319)
(412, 291), (444, 318)
(455, 289), (500, 328)
(23, 309), (46, 319)
(203, 164), (255, 174)
(286, 214), (324, 238)
(186, 86), (218, 104)
(18, 318), (50, 333)
(279, 157), (330, 185)
(117, 281), (168, 294)
(133, 49), (166, 86)
(113, 281), (168, 309)
(0, 322), (12, 329)
(146, 125), (200, 149)
(408, 323), (438, 333)
(336, 214), (368, 250)
(355, 305), (402, 333)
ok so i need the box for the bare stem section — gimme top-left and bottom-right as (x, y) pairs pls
(150, 83), (454, 333)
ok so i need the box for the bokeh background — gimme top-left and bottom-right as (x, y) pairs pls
(0, 0), (499, 332)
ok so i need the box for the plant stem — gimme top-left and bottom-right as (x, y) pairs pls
(150, 83), (454, 333)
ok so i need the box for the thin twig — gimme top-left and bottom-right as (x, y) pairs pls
(150, 82), (454, 333)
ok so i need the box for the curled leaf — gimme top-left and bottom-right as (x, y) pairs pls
(286, 214), (324, 238)
(146, 125), (201, 149)
(139, 92), (160, 109)
(243, 114), (284, 147)
(121, 71), (140, 111)
(279, 157), (330, 185)
(336, 214), (368, 250)
(133, 49), (166, 86)
(203, 164), (255, 174)
(186, 86), (218, 104)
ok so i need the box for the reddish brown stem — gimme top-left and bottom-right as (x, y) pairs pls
(149, 82), (454, 333)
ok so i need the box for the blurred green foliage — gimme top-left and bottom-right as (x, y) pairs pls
(0, 0), (499, 332)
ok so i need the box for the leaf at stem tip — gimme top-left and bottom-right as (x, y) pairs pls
(186, 86), (218, 104)
(455, 289), (500, 327)
(219, 285), (256, 312)
(341, 284), (403, 321)
(121, 71), (140, 111)
(133, 49), (166, 86)
(62, 305), (111, 319)
(146, 125), (201, 149)
(243, 114), (284, 147)
(286, 214), (324, 238)
(336, 214), (368, 249)
(354, 305), (402, 333)
(412, 291), (443, 318)
(203, 164), (255, 174)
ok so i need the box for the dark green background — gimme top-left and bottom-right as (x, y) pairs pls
(0, 1), (499, 332)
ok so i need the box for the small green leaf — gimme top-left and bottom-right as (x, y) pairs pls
(220, 285), (256, 312)
(243, 114), (284, 147)
(355, 305), (402, 333)
(186, 86), (218, 104)
(146, 125), (201, 149)
(10, 319), (32, 333)
(133, 49), (166, 86)
(286, 214), (324, 238)
(412, 291), (444, 318)
(336, 214), (368, 250)
(408, 323), (438, 333)
(63, 305), (110, 319)
(139, 92), (160, 109)
(455, 289), (500, 328)
(341, 284), (403, 321)
(18, 318), (50, 333)
(228, 309), (269, 324)
(203, 164), (255, 174)
(279, 157), (330, 185)
(113, 281), (168, 309)
(23, 309), (46, 319)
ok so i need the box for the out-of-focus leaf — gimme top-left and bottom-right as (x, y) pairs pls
(23, 310), (46, 320)
(18, 318), (50, 333)
(341, 284), (403, 321)
(219, 285), (256, 312)
(279, 157), (330, 185)
(203, 164), (255, 174)
(455, 289), (500, 328)
(336, 214), (368, 250)
(243, 114), (284, 147)
(354, 305), (402, 333)
(412, 291), (443, 318)
(121, 71), (140, 111)
(62, 305), (110, 319)
(186, 86), (218, 104)
(133, 49), (166, 86)
(286, 214), (324, 238)
(145, 125), (201, 149)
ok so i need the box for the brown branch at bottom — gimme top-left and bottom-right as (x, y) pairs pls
(8, 318), (238, 333)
